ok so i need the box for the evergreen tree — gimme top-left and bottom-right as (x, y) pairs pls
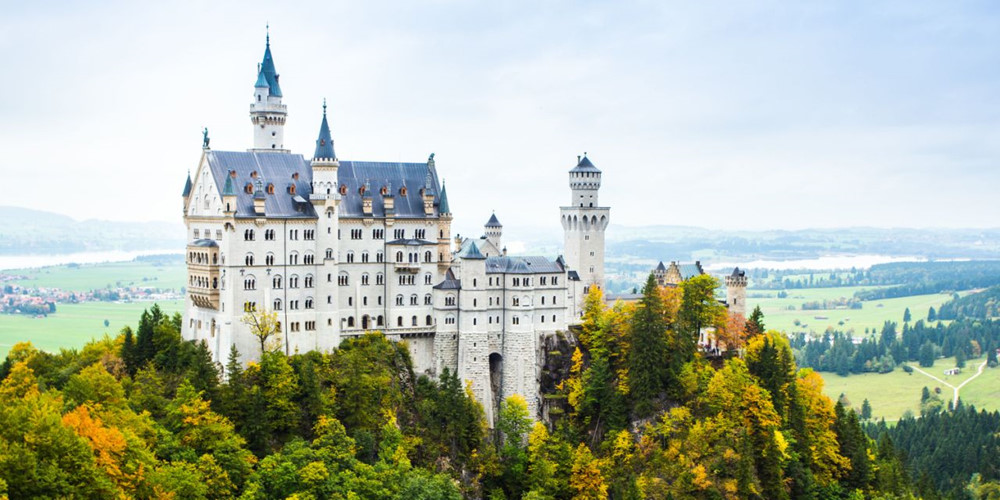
(928, 306), (937, 322)
(627, 274), (670, 417)
(746, 305), (766, 337)
(861, 398), (872, 421)
(919, 341), (936, 367)
(988, 346), (998, 368)
(903, 307), (912, 323)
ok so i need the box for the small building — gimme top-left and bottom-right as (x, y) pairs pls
(944, 368), (961, 375)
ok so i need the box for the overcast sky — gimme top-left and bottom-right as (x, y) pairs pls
(2, 1), (999, 239)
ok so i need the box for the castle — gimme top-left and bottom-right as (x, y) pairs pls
(180, 34), (608, 422)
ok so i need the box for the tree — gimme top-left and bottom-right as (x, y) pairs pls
(569, 443), (607, 500)
(241, 308), (281, 355)
(861, 399), (872, 421)
(496, 395), (532, 499)
(988, 347), (998, 368)
(627, 274), (670, 417)
(746, 305), (766, 337)
(919, 341), (936, 368)
(927, 306), (937, 322)
(903, 307), (912, 323)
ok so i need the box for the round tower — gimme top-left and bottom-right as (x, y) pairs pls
(725, 267), (748, 317)
(560, 154), (610, 304)
(249, 29), (288, 152)
(484, 213), (502, 253)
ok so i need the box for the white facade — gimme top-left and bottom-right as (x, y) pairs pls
(181, 35), (606, 422)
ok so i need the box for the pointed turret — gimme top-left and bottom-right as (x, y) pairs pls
(438, 181), (451, 214)
(484, 212), (502, 251)
(182, 172), (192, 197)
(249, 28), (288, 152)
(313, 99), (336, 160)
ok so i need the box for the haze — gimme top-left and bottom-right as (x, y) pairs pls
(2, 0), (999, 239)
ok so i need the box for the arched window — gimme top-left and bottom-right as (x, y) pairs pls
(396, 251), (404, 262)
(397, 316), (403, 327)
(273, 299), (282, 310)
(396, 294), (404, 306)
(273, 275), (282, 289)
(426, 315), (433, 326)
(411, 315), (417, 326)
(424, 251), (432, 263)
(245, 253), (255, 266)
(347, 316), (355, 327)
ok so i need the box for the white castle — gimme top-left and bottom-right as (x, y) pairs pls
(180, 35), (607, 422)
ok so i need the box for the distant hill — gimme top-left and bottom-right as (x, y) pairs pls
(0, 206), (185, 255)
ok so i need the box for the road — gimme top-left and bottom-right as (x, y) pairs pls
(909, 359), (988, 408)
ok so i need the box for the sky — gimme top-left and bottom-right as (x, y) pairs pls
(2, 0), (999, 240)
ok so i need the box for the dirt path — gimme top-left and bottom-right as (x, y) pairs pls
(908, 360), (987, 408)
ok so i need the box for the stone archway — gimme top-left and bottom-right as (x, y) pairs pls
(489, 353), (503, 419)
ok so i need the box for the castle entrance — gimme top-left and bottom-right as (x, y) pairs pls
(489, 353), (503, 418)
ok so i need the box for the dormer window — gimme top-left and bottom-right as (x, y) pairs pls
(250, 171), (258, 179)
(266, 183), (275, 195)
(292, 172), (299, 180)
(380, 186), (388, 196)
(359, 185), (366, 196)
(400, 186), (407, 196)
(340, 184), (348, 195)
(245, 183), (254, 194)
(289, 184), (297, 195)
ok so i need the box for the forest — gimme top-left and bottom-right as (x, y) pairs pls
(0, 274), (994, 498)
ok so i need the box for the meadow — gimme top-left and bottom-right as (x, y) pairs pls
(748, 285), (959, 336)
(4, 258), (186, 291)
(0, 300), (185, 359)
(819, 356), (1000, 421)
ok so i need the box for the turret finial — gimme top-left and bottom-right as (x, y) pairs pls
(323, 98), (327, 115)
(266, 23), (270, 45)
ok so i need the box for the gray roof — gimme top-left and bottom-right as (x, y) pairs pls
(655, 261), (667, 272)
(386, 238), (436, 246)
(567, 270), (580, 281)
(458, 241), (486, 260)
(438, 181), (451, 214)
(570, 155), (600, 173)
(731, 267), (745, 278)
(485, 256), (565, 275)
(313, 102), (336, 160)
(182, 173), (192, 197)
(338, 161), (442, 218)
(191, 238), (218, 247)
(205, 151), (316, 219)
(679, 262), (705, 280)
(433, 268), (461, 290)
(485, 213), (502, 228)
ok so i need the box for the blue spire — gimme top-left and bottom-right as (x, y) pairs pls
(258, 27), (282, 97)
(254, 64), (269, 89)
(182, 172), (192, 197)
(438, 180), (450, 214)
(222, 173), (235, 196)
(313, 99), (336, 160)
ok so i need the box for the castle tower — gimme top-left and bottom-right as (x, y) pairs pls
(310, 100), (341, 345)
(725, 267), (748, 317)
(437, 180), (453, 272)
(249, 30), (288, 152)
(560, 154), (610, 302)
(484, 213), (502, 251)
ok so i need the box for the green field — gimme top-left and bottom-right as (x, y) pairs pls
(4, 259), (186, 291)
(748, 285), (960, 336)
(819, 356), (998, 421)
(0, 300), (184, 359)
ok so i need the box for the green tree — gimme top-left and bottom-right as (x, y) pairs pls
(747, 305), (766, 337)
(627, 274), (670, 417)
(903, 307), (912, 323)
(919, 341), (936, 368)
(861, 399), (872, 421)
(927, 306), (937, 322)
(496, 395), (532, 499)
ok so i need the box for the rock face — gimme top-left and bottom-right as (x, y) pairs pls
(538, 328), (579, 424)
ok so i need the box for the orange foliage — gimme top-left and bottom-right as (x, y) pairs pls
(62, 405), (132, 491)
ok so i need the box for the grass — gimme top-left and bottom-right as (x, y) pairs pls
(0, 300), (184, 359)
(4, 259), (186, 292)
(748, 285), (961, 336)
(819, 356), (996, 421)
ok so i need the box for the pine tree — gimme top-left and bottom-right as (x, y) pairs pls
(628, 274), (670, 417)
(746, 305), (766, 337)
(861, 399), (872, 421)
(927, 306), (937, 322)
(903, 307), (912, 323)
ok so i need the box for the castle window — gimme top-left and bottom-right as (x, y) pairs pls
(265, 254), (274, 266)
(410, 294), (418, 305)
(305, 275), (314, 288)
(424, 273), (432, 285)
(289, 275), (299, 288)
(553, 277), (558, 285)
(424, 251), (432, 263)
(541, 296), (545, 305)
(326, 248), (334, 260)
(346, 251), (355, 263)
(274, 299), (282, 311)
(361, 273), (370, 285)
(361, 251), (369, 263)
(473, 318), (477, 326)
(216, 230), (222, 240)
(272, 275), (282, 289)
(376, 273), (385, 285)
(267, 183), (274, 194)
(394, 229), (405, 239)
(512, 297), (519, 306)
(347, 317), (355, 328)
(373, 229), (384, 239)
(412, 315), (417, 326)
(445, 315), (456, 325)
(426, 315), (433, 326)
(340, 185), (348, 195)
(363, 296), (368, 305)
(338, 272), (349, 286)
(397, 316), (403, 327)
(552, 295), (557, 304)
(245, 253), (254, 266)
(396, 295), (404, 306)
(424, 294), (432, 305)
(473, 298), (477, 307)
(400, 186), (408, 196)
(396, 251), (403, 262)
(512, 316), (520, 325)
(445, 295), (456, 306)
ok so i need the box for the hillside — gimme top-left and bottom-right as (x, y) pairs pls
(0, 206), (185, 255)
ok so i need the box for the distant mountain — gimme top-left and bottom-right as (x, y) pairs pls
(0, 206), (185, 255)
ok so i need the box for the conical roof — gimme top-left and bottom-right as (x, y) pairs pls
(182, 173), (192, 197)
(313, 101), (336, 160)
(485, 213), (502, 228)
(438, 181), (450, 214)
